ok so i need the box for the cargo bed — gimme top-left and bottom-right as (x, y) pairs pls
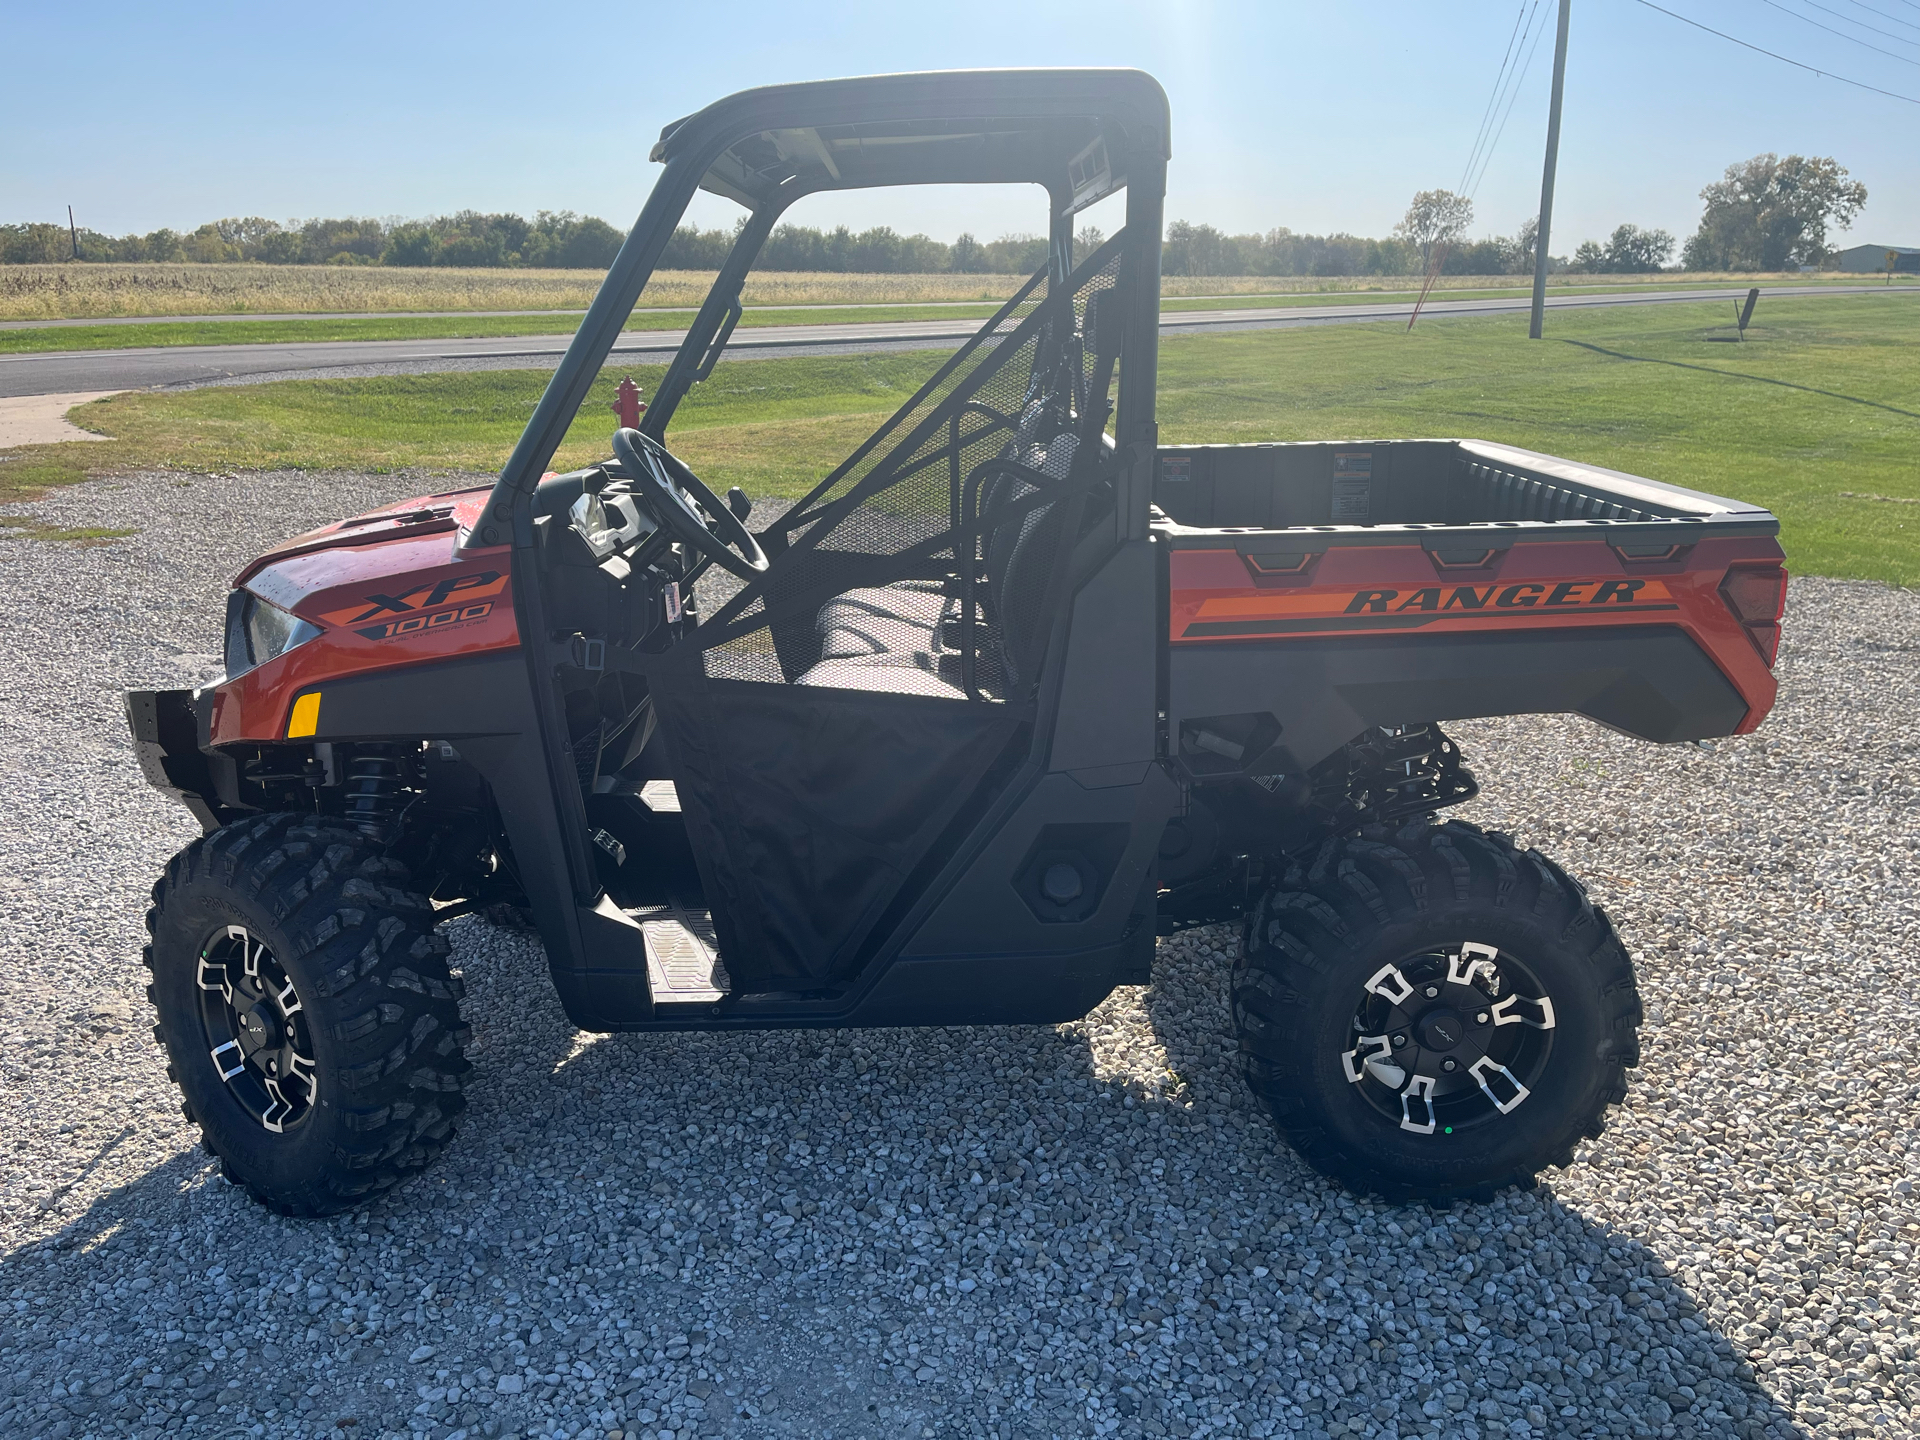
(1154, 439), (1787, 777)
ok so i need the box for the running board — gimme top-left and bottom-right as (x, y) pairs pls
(633, 907), (730, 1004)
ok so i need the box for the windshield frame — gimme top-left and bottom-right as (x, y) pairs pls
(461, 69), (1168, 555)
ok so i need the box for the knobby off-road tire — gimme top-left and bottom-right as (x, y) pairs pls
(144, 813), (471, 1216)
(1233, 818), (1641, 1203)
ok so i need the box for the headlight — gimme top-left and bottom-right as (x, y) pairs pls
(227, 591), (322, 676)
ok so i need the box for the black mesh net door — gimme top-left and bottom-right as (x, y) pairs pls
(647, 235), (1131, 990)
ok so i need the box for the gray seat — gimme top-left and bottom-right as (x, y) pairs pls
(796, 415), (1082, 699)
(814, 583), (950, 665)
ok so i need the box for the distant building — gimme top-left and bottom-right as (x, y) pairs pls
(1831, 243), (1920, 274)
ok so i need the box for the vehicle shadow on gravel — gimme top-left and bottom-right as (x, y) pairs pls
(452, 916), (1802, 1439)
(3, 919), (1807, 1440)
(1134, 927), (1804, 1440)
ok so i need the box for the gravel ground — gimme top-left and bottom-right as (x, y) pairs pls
(2, 469), (1917, 1440)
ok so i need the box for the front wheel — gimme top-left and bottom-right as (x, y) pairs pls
(1233, 820), (1641, 1203)
(144, 814), (471, 1215)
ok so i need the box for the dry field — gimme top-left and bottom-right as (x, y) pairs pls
(0, 262), (1860, 320)
(0, 266), (1029, 319)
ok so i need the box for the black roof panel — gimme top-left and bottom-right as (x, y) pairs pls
(649, 68), (1169, 209)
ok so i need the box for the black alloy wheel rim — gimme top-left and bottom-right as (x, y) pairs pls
(195, 925), (319, 1134)
(1340, 941), (1557, 1137)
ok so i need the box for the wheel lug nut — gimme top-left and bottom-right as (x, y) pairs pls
(1392, 1035), (1407, 1048)
(1424, 986), (1440, 999)
(1442, 1058), (1458, 1072)
(1476, 1012), (1490, 1025)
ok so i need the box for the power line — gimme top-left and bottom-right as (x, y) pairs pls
(1629, 0), (1920, 103)
(1468, 7), (1553, 199)
(1476, 16), (1551, 192)
(1459, 6), (1520, 183)
(1463, 3), (1547, 200)
(1852, 0), (1920, 19)
(1457, 3), (1533, 195)
(1755, 0), (1920, 62)
(1464, 6), (1543, 198)
(1824, 0), (1920, 35)
(1468, 6), (1531, 177)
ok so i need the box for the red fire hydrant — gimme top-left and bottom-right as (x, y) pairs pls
(611, 376), (647, 431)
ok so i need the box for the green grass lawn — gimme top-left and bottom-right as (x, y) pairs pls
(1156, 292), (1920, 585)
(6, 292), (1915, 581)
(4, 276), (1909, 355)
(0, 355), (945, 538)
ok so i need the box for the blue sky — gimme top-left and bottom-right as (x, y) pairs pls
(5, 0), (1915, 254)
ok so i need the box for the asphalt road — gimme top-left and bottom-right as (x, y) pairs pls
(0, 284), (1907, 399)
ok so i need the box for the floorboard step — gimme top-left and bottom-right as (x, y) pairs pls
(631, 906), (728, 1004)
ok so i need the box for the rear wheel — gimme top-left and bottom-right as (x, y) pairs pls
(1233, 819), (1641, 1202)
(144, 814), (471, 1215)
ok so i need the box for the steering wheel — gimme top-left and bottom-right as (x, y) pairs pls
(611, 428), (769, 581)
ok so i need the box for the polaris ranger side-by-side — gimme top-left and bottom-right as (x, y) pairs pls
(127, 71), (1787, 1214)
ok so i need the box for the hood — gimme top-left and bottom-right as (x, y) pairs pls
(233, 485), (493, 589)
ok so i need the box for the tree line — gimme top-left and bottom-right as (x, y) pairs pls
(0, 152), (1866, 275)
(1162, 152), (1866, 279)
(0, 211), (628, 269)
(0, 208), (1060, 275)
(1159, 212), (1669, 278)
(654, 224), (1062, 275)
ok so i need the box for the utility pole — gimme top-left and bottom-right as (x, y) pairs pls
(1529, 0), (1572, 340)
(68, 206), (79, 261)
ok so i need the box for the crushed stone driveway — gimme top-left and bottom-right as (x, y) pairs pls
(1, 469), (1917, 1440)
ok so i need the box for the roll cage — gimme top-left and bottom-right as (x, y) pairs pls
(455, 70), (1178, 1025)
(466, 68), (1170, 554)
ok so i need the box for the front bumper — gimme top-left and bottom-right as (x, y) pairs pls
(126, 688), (225, 833)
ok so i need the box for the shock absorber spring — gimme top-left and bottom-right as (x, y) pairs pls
(343, 744), (407, 843)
